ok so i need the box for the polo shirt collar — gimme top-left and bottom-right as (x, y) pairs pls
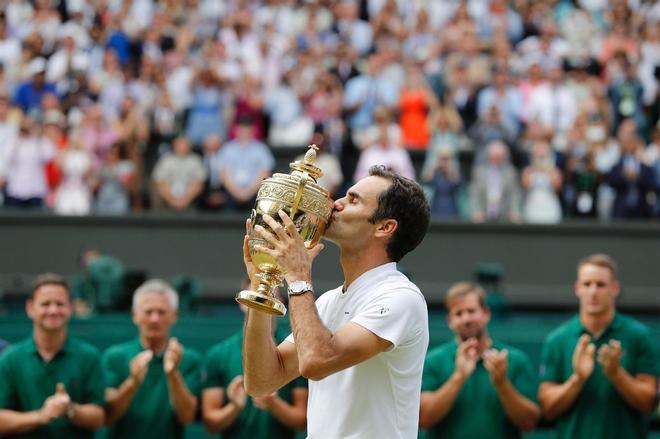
(574, 313), (621, 339)
(343, 262), (397, 295)
(134, 337), (167, 360)
(28, 335), (72, 358)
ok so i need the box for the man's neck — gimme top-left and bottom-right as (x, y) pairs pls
(34, 328), (67, 361)
(580, 308), (615, 338)
(140, 335), (169, 354)
(339, 247), (391, 291)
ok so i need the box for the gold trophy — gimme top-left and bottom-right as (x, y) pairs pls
(236, 145), (333, 316)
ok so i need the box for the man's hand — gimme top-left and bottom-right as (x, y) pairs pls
(483, 348), (509, 387)
(253, 210), (324, 284)
(454, 338), (479, 381)
(39, 383), (71, 424)
(572, 334), (596, 382)
(252, 392), (278, 411)
(130, 350), (153, 384)
(164, 338), (183, 375)
(226, 375), (247, 410)
(597, 339), (622, 380)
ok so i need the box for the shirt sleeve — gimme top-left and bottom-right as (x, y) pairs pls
(81, 350), (106, 407)
(203, 346), (226, 389)
(182, 351), (203, 397)
(510, 350), (539, 403)
(421, 351), (445, 392)
(539, 337), (562, 383)
(101, 348), (126, 389)
(0, 352), (16, 408)
(350, 285), (427, 348)
(630, 326), (659, 377)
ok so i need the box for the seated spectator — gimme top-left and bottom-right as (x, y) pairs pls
(562, 150), (602, 219)
(607, 119), (655, 219)
(522, 141), (563, 224)
(608, 57), (646, 134)
(353, 123), (415, 182)
(470, 141), (522, 223)
(0, 273), (105, 437)
(1, 115), (55, 209)
(219, 116), (274, 211)
(527, 63), (577, 138)
(152, 136), (206, 212)
(468, 105), (515, 164)
(421, 105), (464, 181)
(476, 66), (523, 139)
(185, 66), (227, 147)
(398, 62), (437, 150)
(422, 147), (462, 219)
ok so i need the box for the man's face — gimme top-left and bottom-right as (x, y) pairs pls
(132, 293), (177, 342)
(447, 293), (490, 341)
(325, 175), (391, 247)
(575, 264), (619, 316)
(27, 285), (72, 333)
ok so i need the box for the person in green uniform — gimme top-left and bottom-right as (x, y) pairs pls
(103, 279), (202, 439)
(201, 288), (307, 438)
(538, 254), (658, 439)
(419, 282), (540, 439)
(0, 273), (105, 437)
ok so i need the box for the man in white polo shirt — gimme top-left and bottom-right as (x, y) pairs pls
(242, 166), (431, 438)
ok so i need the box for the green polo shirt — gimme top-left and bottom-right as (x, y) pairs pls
(102, 338), (203, 439)
(0, 336), (105, 439)
(204, 327), (307, 439)
(421, 340), (538, 439)
(540, 313), (659, 439)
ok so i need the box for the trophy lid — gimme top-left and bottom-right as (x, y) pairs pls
(290, 144), (324, 182)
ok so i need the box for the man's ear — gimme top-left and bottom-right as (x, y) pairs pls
(375, 218), (398, 239)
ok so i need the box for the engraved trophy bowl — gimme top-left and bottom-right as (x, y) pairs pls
(235, 145), (334, 316)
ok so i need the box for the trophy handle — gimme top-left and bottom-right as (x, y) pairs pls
(289, 171), (309, 219)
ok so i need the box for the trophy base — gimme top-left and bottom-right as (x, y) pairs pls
(235, 290), (287, 316)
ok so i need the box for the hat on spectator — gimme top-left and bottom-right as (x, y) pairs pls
(27, 57), (47, 76)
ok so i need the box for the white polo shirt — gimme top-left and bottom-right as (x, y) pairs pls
(286, 262), (429, 439)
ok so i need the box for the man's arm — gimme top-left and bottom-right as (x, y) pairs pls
(105, 350), (152, 425)
(419, 372), (467, 429)
(67, 403), (105, 431)
(253, 387), (308, 431)
(166, 370), (197, 424)
(493, 379), (540, 431)
(538, 375), (587, 421)
(0, 410), (44, 434)
(483, 349), (540, 432)
(288, 293), (391, 381)
(201, 383), (244, 434)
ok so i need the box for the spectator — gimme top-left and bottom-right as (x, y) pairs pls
(0, 273), (105, 437)
(295, 132), (343, 198)
(264, 69), (314, 148)
(607, 119), (655, 219)
(527, 64), (577, 137)
(477, 66), (523, 139)
(12, 57), (57, 115)
(152, 136), (206, 212)
(421, 105), (464, 181)
(202, 294), (307, 438)
(353, 122), (415, 182)
(1, 115), (55, 209)
(470, 141), (522, 223)
(420, 282), (540, 438)
(53, 137), (94, 216)
(185, 66), (227, 147)
(199, 133), (225, 212)
(70, 248), (126, 316)
(521, 141), (563, 224)
(103, 280), (202, 439)
(468, 105), (515, 164)
(398, 61), (438, 150)
(219, 116), (274, 211)
(423, 147), (462, 219)
(608, 58), (646, 134)
(538, 254), (658, 439)
(95, 142), (135, 215)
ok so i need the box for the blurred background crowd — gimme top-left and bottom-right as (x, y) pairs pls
(0, 0), (658, 223)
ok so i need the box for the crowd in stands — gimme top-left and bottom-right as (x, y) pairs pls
(0, 0), (658, 222)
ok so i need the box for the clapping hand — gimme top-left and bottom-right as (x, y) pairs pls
(226, 375), (247, 410)
(39, 383), (71, 424)
(572, 334), (596, 382)
(597, 339), (622, 380)
(455, 338), (479, 381)
(483, 348), (509, 387)
(130, 350), (153, 384)
(164, 338), (183, 375)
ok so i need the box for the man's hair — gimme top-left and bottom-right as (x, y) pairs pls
(31, 273), (70, 300)
(577, 253), (618, 280)
(367, 166), (430, 262)
(132, 279), (179, 311)
(444, 282), (486, 310)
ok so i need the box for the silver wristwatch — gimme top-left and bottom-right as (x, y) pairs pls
(287, 280), (314, 297)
